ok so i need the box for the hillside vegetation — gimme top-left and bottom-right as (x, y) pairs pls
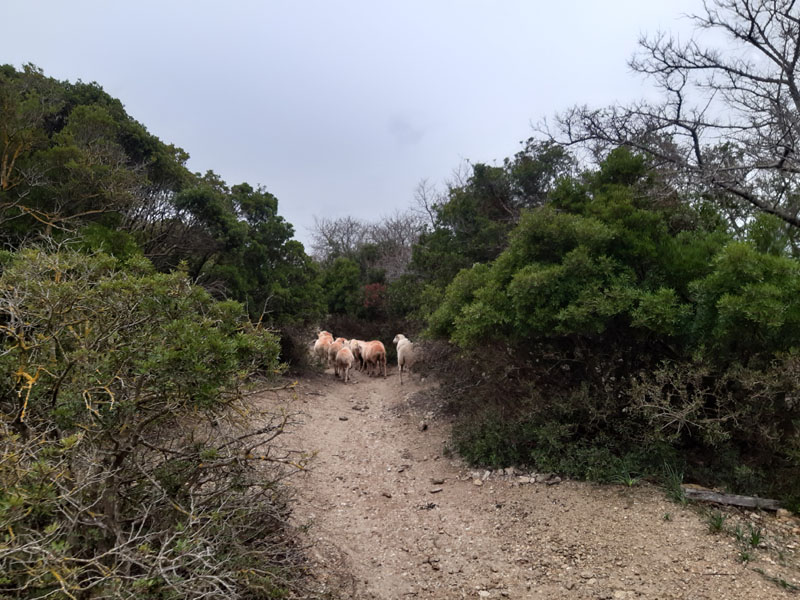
(5, 3), (800, 592)
(417, 150), (800, 505)
(1, 65), (316, 598)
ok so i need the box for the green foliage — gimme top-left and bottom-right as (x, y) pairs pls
(0, 64), (322, 328)
(424, 146), (800, 504)
(428, 263), (491, 339)
(385, 274), (424, 319)
(705, 510), (727, 533)
(428, 150), (733, 349)
(0, 248), (281, 423)
(77, 222), (142, 260)
(411, 227), (475, 286)
(451, 397), (682, 485)
(411, 140), (574, 287)
(629, 353), (800, 499)
(747, 213), (790, 256)
(661, 464), (688, 505)
(1, 66), (170, 243)
(690, 242), (800, 362)
(611, 469), (641, 487)
(744, 524), (764, 548)
(189, 182), (324, 323)
(0, 249), (308, 598)
(321, 256), (362, 315)
(630, 288), (691, 336)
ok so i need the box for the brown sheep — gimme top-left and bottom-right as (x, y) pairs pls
(327, 339), (345, 368)
(362, 340), (387, 377)
(335, 346), (354, 382)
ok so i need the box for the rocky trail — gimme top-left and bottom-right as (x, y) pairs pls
(256, 368), (800, 599)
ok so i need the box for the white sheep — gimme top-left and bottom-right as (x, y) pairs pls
(313, 331), (333, 364)
(392, 333), (415, 385)
(348, 339), (367, 371)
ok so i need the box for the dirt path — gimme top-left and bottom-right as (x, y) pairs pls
(257, 368), (800, 599)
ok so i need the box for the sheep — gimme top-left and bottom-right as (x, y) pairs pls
(335, 346), (354, 382)
(313, 331), (334, 363)
(393, 333), (415, 385)
(327, 339), (345, 368)
(362, 340), (387, 377)
(348, 339), (368, 371)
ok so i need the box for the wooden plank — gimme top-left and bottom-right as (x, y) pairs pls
(681, 486), (781, 510)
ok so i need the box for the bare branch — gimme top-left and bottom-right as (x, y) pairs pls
(553, 0), (800, 230)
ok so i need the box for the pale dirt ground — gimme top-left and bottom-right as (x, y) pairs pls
(255, 367), (800, 600)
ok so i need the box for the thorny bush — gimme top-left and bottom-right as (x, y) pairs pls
(0, 248), (312, 599)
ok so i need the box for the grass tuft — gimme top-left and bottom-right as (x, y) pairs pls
(705, 510), (727, 533)
(748, 525), (764, 548)
(612, 469), (641, 487)
(662, 463), (687, 506)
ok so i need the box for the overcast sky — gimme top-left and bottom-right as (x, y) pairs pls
(2, 1), (702, 248)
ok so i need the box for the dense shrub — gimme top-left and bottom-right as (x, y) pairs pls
(0, 249), (310, 598)
(427, 149), (800, 504)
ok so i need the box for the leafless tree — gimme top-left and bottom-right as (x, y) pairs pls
(310, 210), (424, 281)
(410, 162), (473, 230)
(446, 159), (474, 189)
(309, 215), (371, 261)
(553, 0), (800, 229)
(370, 210), (424, 280)
(411, 178), (442, 229)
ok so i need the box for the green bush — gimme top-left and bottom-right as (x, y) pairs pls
(0, 249), (309, 599)
(426, 148), (800, 503)
(320, 256), (362, 315)
(691, 242), (800, 363)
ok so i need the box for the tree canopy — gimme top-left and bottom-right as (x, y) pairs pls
(0, 63), (321, 324)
